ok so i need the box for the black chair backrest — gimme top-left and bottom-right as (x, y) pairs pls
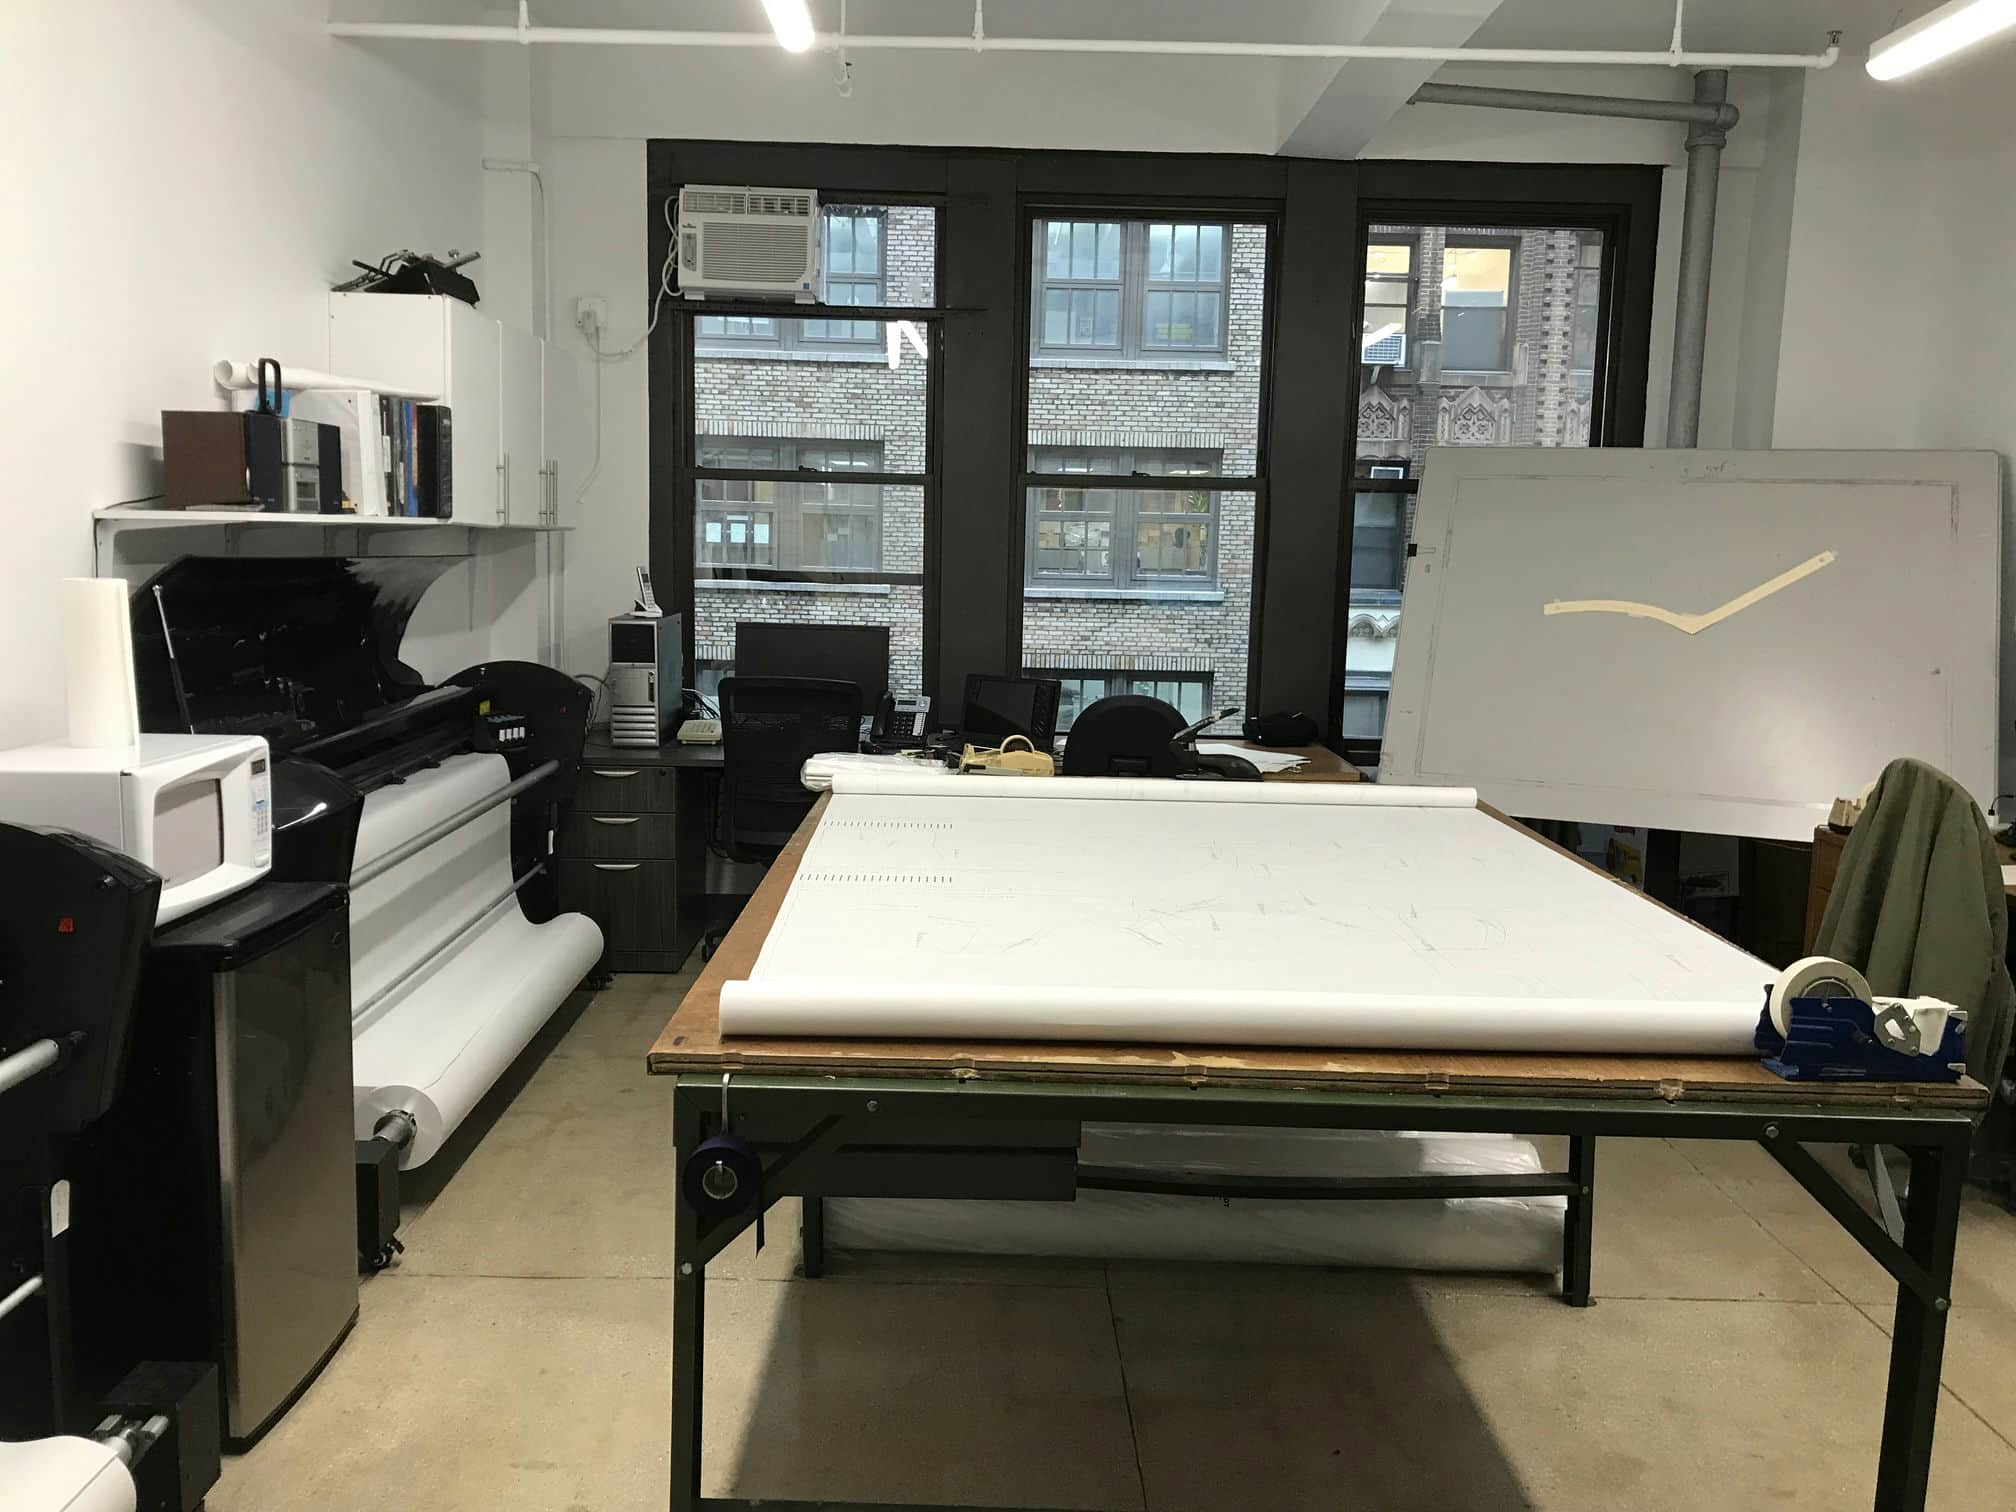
(718, 676), (863, 855)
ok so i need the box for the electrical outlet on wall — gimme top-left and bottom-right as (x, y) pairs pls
(575, 296), (607, 334)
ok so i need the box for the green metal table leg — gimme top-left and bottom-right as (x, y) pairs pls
(1872, 1133), (1966, 1511)
(670, 1084), (708, 1512)
(1561, 1134), (1596, 1306)
(801, 1195), (826, 1279)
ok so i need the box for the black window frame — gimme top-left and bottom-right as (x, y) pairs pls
(1030, 217), (1233, 361)
(695, 206), (890, 355)
(1024, 445), (1223, 591)
(1438, 232), (1521, 374)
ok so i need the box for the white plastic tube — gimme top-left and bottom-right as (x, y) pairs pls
(212, 360), (441, 401)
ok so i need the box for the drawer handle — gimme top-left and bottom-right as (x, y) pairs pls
(589, 815), (643, 826)
(592, 862), (642, 872)
(591, 769), (642, 779)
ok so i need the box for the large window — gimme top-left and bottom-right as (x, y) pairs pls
(686, 200), (936, 698)
(696, 206), (889, 354)
(1025, 447), (1218, 589)
(1347, 221), (1609, 758)
(1440, 239), (1516, 372)
(696, 438), (884, 575)
(1023, 213), (1266, 734)
(1032, 220), (1230, 359)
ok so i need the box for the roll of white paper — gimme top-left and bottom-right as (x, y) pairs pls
(827, 771), (1477, 806)
(347, 751), (604, 1166)
(718, 980), (1763, 1055)
(62, 578), (139, 749)
(0, 1435), (137, 1512)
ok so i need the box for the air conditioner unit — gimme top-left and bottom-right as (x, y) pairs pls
(676, 185), (820, 300)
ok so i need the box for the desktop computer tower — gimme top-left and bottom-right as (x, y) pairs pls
(608, 613), (683, 746)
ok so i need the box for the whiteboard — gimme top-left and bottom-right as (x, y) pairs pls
(1378, 449), (2002, 841)
(719, 778), (1773, 1055)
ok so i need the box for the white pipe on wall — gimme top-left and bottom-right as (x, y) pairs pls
(325, 21), (1841, 71)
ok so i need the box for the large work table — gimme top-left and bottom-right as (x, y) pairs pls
(649, 792), (1984, 1512)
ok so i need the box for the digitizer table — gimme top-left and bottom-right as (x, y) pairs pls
(649, 796), (1985, 1512)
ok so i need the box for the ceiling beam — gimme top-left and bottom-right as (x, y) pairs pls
(1278, 0), (1509, 158)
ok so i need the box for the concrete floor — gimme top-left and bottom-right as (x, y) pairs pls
(214, 968), (2016, 1512)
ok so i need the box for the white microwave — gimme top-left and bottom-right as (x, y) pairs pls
(0, 733), (272, 924)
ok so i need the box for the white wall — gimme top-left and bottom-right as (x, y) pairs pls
(1766, 22), (2016, 790)
(546, 137), (653, 682)
(0, 1), (485, 740)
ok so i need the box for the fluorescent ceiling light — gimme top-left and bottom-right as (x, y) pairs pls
(1867, 0), (2016, 79)
(761, 0), (816, 53)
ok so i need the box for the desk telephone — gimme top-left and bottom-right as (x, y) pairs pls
(872, 692), (931, 745)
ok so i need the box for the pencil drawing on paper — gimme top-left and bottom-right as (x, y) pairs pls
(1542, 549), (1837, 635)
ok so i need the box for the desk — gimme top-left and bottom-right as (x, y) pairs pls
(650, 798), (1984, 1512)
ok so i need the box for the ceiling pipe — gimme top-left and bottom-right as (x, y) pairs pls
(1408, 81), (1738, 128)
(324, 19), (1841, 70)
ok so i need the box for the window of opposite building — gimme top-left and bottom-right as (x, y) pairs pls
(1038, 671), (1213, 733)
(696, 438), (884, 574)
(1032, 219), (1231, 361)
(1362, 239), (1415, 366)
(1025, 447), (1220, 589)
(1440, 238), (1517, 373)
(1347, 221), (1609, 764)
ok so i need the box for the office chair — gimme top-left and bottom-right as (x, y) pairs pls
(705, 675), (862, 958)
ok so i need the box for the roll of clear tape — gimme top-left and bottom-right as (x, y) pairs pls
(1769, 955), (1874, 1036)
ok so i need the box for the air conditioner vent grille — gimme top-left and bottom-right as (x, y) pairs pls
(700, 223), (816, 284)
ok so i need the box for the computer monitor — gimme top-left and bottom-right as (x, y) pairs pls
(961, 674), (1062, 753)
(733, 622), (891, 710)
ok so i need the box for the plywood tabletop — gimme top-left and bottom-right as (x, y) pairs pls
(646, 792), (1985, 1111)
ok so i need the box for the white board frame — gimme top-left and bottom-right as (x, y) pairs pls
(1378, 449), (2002, 841)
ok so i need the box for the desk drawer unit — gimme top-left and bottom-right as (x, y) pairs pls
(557, 744), (705, 972)
(560, 811), (682, 860)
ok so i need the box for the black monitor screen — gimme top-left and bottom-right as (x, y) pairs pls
(962, 675), (1061, 753)
(734, 622), (891, 709)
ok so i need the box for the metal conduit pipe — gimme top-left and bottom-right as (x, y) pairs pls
(323, 19), (1840, 70)
(1664, 69), (1730, 448)
(1408, 80), (1739, 129)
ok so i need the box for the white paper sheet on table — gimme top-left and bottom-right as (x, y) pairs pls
(719, 779), (1771, 1054)
(1195, 740), (1308, 773)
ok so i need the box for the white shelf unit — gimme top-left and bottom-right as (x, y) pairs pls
(90, 504), (570, 577)
(327, 294), (587, 529)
